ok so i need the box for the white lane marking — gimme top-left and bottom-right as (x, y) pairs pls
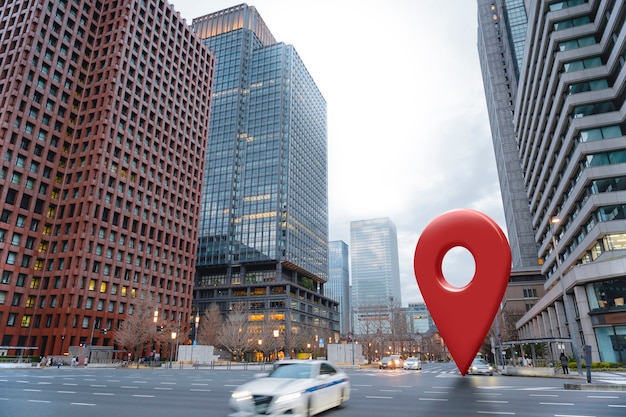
(608, 405), (626, 408)
(476, 412), (515, 415)
(539, 402), (574, 406)
(57, 390), (76, 394)
(23, 389), (41, 392)
(477, 400), (509, 403)
(190, 389), (211, 392)
(154, 387), (173, 390)
(529, 394), (557, 397)
(587, 395), (618, 399)
(71, 402), (96, 406)
(93, 393), (114, 396)
(132, 394), (155, 398)
(554, 415), (596, 417)
(121, 386), (138, 389)
(418, 398), (448, 401)
(366, 396), (393, 399)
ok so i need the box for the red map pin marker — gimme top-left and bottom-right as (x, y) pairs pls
(414, 209), (511, 376)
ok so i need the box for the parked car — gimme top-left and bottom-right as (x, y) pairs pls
(229, 359), (350, 417)
(403, 357), (422, 370)
(379, 355), (403, 369)
(467, 358), (493, 376)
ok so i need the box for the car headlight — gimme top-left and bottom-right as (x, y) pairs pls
(275, 391), (302, 404)
(231, 390), (253, 401)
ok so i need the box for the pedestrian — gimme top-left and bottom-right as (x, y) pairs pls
(559, 352), (569, 374)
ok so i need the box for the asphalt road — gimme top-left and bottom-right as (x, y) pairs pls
(0, 362), (624, 417)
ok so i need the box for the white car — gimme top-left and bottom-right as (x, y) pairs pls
(403, 357), (422, 370)
(229, 359), (350, 417)
(467, 358), (493, 376)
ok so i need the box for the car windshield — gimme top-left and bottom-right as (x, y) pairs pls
(269, 363), (314, 379)
(473, 359), (488, 365)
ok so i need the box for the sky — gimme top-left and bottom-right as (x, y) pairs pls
(169, 0), (507, 306)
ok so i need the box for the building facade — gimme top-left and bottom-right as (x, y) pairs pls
(406, 302), (433, 334)
(328, 240), (350, 336)
(350, 217), (401, 334)
(190, 4), (338, 355)
(0, 0), (214, 357)
(510, 0), (626, 363)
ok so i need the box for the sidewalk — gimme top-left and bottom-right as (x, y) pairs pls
(562, 370), (626, 391)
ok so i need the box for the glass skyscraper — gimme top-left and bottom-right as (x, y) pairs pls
(477, 0), (549, 349)
(350, 218), (401, 333)
(190, 4), (338, 352)
(328, 241), (350, 336)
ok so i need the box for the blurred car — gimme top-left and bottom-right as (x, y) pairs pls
(403, 357), (422, 370)
(229, 359), (350, 417)
(379, 355), (403, 369)
(467, 358), (493, 376)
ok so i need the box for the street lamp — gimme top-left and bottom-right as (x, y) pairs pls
(258, 339), (263, 362)
(550, 217), (583, 375)
(273, 329), (279, 361)
(191, 313), (199, 366)
(170, 331), (177, 368)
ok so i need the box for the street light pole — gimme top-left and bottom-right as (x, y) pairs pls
(273, 329), (279, 361)
(170, 331), (177, 369)
(550, 217), (583, 375)
(191, 313), (199, 366)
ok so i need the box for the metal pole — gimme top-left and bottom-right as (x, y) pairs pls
(551, 218), (583, 375)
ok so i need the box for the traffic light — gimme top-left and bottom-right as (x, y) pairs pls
(101, 328), (108, 335)
(156, 325), (164, 333)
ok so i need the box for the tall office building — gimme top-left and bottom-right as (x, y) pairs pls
(477, 0), (548, 344)
(0, 0), (214, 357)
(191, 4), (338, 352)
(328, 240), (350, 336)
(350, 217), (401, 333)
(477, 0), (538, 271)
(484, 0), (626, 363)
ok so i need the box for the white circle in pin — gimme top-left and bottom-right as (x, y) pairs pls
(441, 246), (476, 288)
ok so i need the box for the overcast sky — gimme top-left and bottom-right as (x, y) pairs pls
(169, 0), (506, 306)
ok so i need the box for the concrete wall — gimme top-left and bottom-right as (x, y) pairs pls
(327, 343), (365, 365)
(178, 345), (214, 364)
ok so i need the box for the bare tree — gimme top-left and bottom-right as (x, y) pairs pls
(115, 298), (164, 368)
(197, 303), (223, 347)
(283, 323), (307, 359)
(219, 302), (254, 361)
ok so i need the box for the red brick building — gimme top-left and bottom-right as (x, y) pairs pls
(0, 0), (213, 357)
